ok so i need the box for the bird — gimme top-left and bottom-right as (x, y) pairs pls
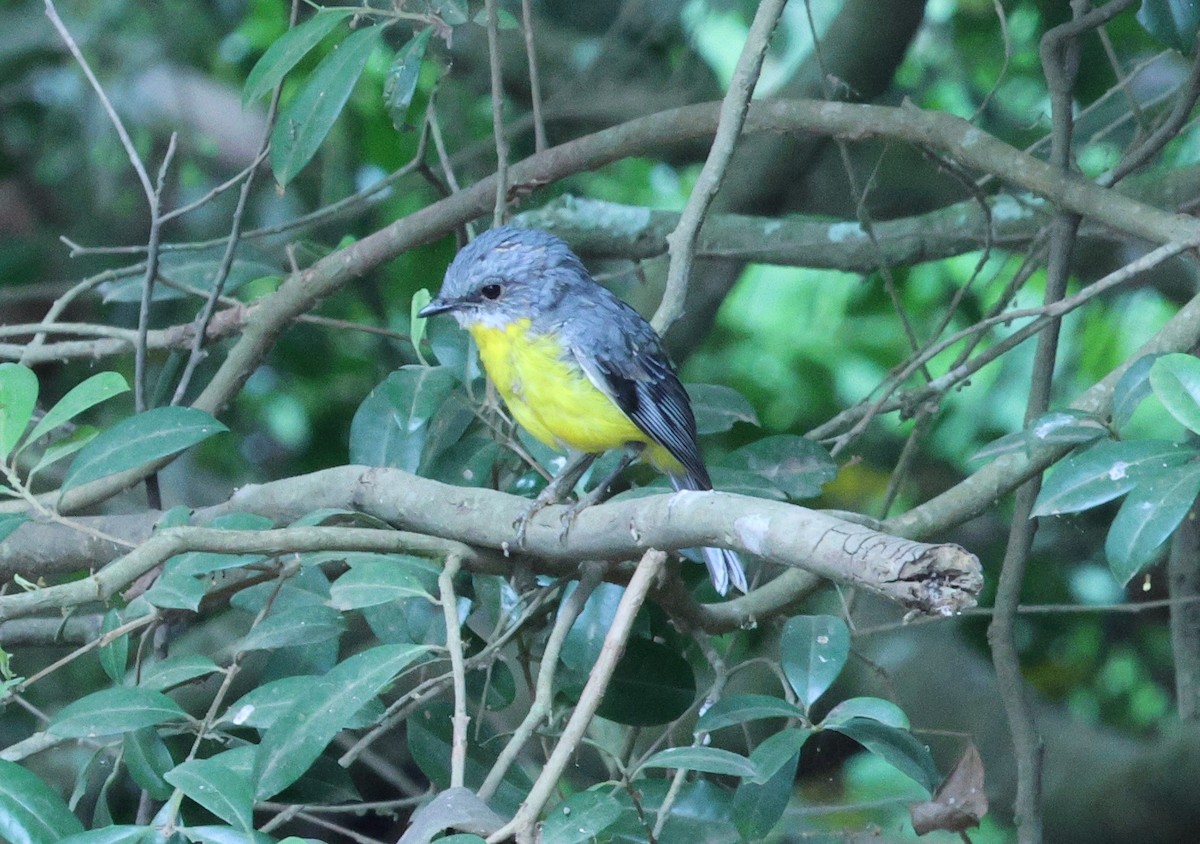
(418, 225), (747, 595)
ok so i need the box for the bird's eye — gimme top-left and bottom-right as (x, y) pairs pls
(481, 283), (503, 300)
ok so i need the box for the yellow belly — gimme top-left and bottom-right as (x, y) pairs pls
(468, 319), (677, 469)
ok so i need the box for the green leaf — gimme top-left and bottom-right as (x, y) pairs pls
(61, 407), (227, 493)
(410, 288), (432, 361)
(1106, 461), (1200, 584)
(1137, 0), (1200, 53)
(746, 727), (811, 782)
(122, 728), (175, 801)
(407, 702), (534, 818)
(221, 676), (381, 731)
(1151, 353), (1200, 434)
(271, 24), (381, 187)
(687, 383), (758, 435)
(594, 637), (696, 727)
(1113, 353), (1165, 431)
(253, 643), (430, 798)
(780, 615), (849, 713)
(28, 426), (99, 480)
(973, 411), (1110, 463)
(696, 694), (806, 732)
(720, 435), (836, 499)
(243, 10), (356, 103)
(138, 654), (221, 692)
(165, 757), (254, 833)
(1031, 439), (1196, 516)
(821, 696), (909, 729)
(26, 372), (128, 445)
(0, 759), (85, 844)
(49, 687), (188, 738)
(239, 605), (347, 652)
(0, 363), (38, 461)
(349, 366), (460, 473)
(733, 742), (800, 841)
(98, 608), (128, 684)
(58, 826), (156, 844)
(384, 28), (432, 129)
(329, 555), (434, 609)
(607, 779), (737, 842)
(184, 826), (276, 844)
(0, 513), (30, 544)
(398, 787), (504, 843)
(826, 717), (938, 793)
(639, 747), (759, 781)
(540, 791), (623, 844)
(142, 566), (207, 612)
(431, 0), (468, 25)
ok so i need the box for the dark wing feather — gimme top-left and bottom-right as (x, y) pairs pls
(564, 300), (711, 487)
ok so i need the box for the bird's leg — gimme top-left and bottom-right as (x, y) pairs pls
(513, 451), (597, 548)
(557, 447), (640, 543)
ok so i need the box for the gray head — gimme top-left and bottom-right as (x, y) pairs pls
(418, 226), (590, 328)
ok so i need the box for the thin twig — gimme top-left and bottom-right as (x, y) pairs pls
(520, 0), (548, 153)
(488, 550), (667, 844)
(989, 6), (1090, 840)
(43, 0), (155, 201)
(478, 563), (604, 800)
(485, 0), (510, 227)
(134, 133), (177, 416)
(438, 553), (469, 789)
(653, 0), (786, 335)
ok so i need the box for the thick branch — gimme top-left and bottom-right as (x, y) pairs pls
(0, 466), (980, 621)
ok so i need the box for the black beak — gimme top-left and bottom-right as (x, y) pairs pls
(417, 297), (456, 318)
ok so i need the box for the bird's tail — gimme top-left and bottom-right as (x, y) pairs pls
(669, 470), (748, 596)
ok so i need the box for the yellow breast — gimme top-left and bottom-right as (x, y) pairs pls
(467, 319), (661, 458)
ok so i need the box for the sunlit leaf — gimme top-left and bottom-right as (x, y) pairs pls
(271, 25), (381, 186)
(0, 363), (38, 461)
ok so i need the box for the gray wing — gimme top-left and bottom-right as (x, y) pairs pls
(561, 294), (711, 486)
